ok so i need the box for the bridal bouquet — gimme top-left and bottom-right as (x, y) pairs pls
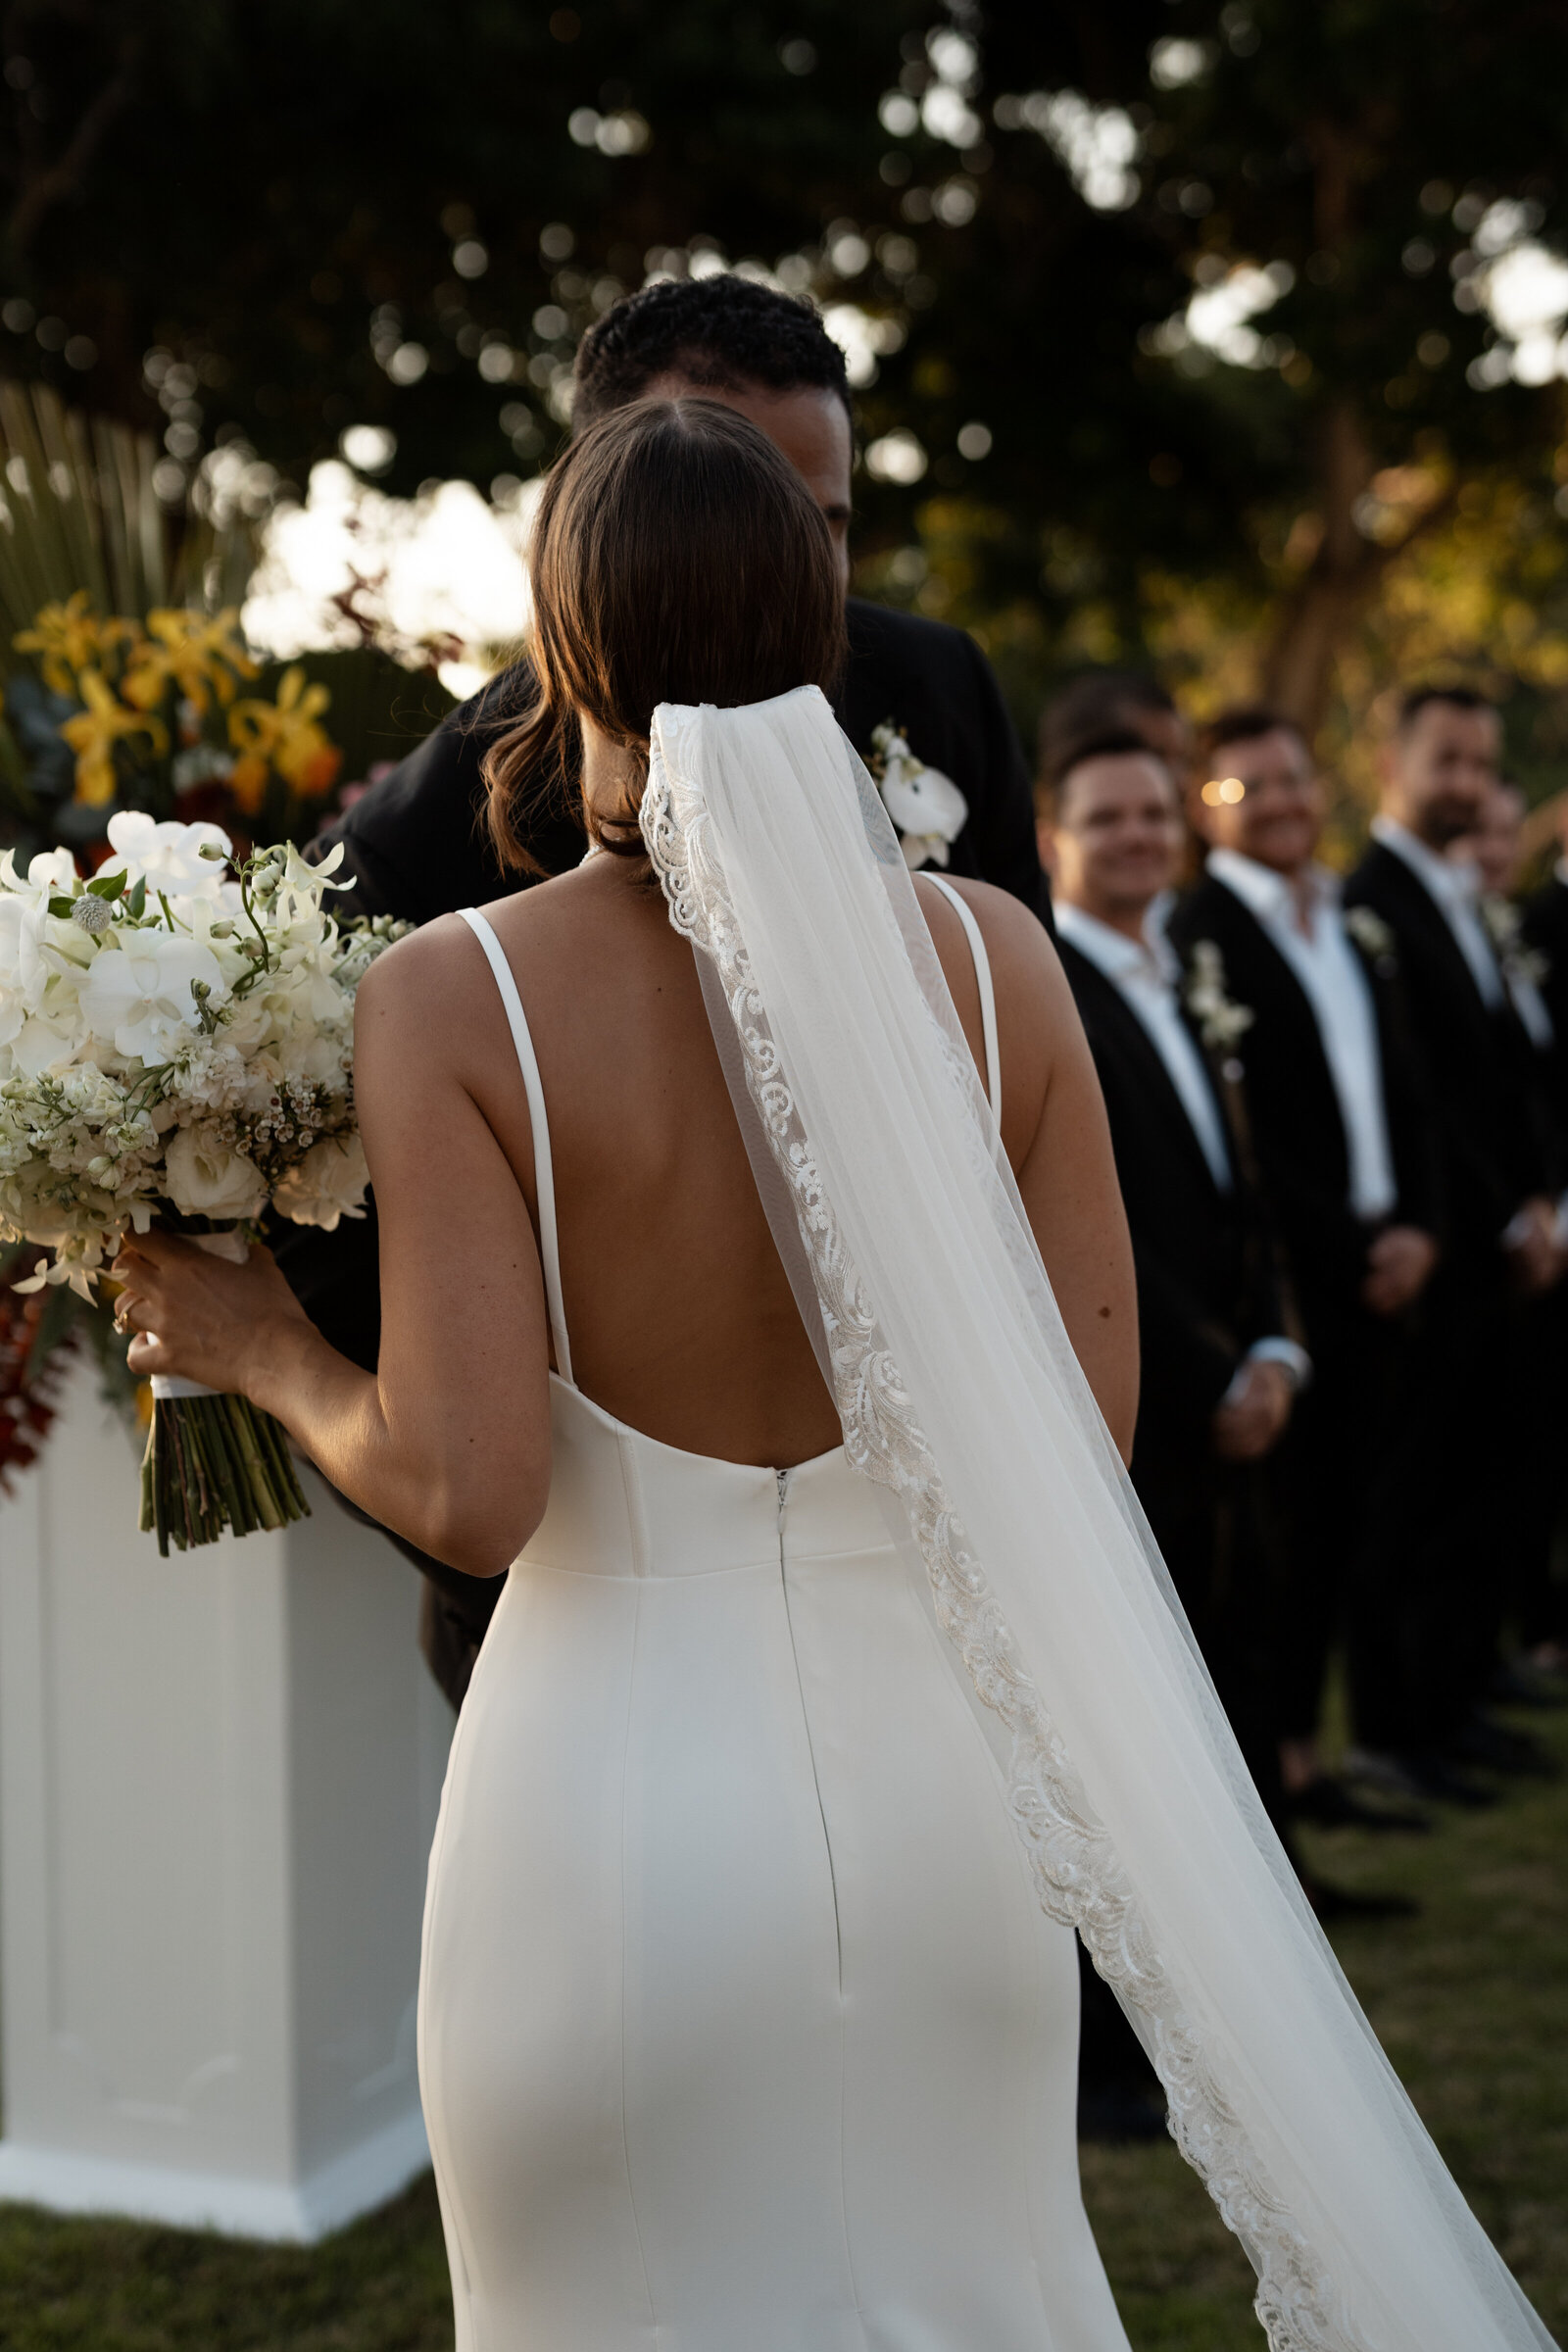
(0, 813), (405, 1551)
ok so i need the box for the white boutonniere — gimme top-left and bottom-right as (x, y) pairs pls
(868, 720), (968, 872)
(1481, 894), (1550, 990)
(1184, 938), (1254, 1055)
(1344, 904), (1398, 977)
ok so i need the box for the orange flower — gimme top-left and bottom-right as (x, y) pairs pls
(297, 744), (343, 797)
(228, 752), (270, 813)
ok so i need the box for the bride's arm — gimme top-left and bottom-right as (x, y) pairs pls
(118, 932), (553, 1577)
(923, 881), (1139, 1461)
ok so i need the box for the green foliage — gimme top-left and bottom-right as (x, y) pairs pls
(0, 380), (256, 648)
(4, 2), (1567, 754)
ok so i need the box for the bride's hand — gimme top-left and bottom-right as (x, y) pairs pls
(114, 1233), (311, 1396)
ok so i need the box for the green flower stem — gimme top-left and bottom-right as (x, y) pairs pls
(137, 1393), (310, 1556)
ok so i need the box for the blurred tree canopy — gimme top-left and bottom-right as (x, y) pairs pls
(3, 0), (1568, 775)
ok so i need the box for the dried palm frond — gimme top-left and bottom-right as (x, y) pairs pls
(0, 379), (262, 659)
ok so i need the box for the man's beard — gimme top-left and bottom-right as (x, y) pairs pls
(1420, 796), (1485, 848)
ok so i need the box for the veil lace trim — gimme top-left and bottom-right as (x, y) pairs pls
(642, 718), (1364, 2352)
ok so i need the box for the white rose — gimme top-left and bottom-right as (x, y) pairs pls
(271, 1132), (368, 1230)
(164, 1124), (269, 1221)
(80, 933), (227, 1063)
(101, 812), (232, 901)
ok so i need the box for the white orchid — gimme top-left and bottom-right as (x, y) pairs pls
(0, 896), (48, 1028)
(869, 722), (969, 872)
(80, 932), (228, 1063)
(100, 811), (234, 900)
(0, 846), (76, 906)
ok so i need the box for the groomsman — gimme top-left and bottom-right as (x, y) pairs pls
(1038, 668), (1192, 784)
(281, 273), (1049, 1707)
(1171, 708), (1440, 1826)
(1473, 784), (1568, 1679)
(1048, 729), (1308, 1805)
(1344, 687), (1565, 1791)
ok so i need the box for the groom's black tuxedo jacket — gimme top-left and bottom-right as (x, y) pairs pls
(313, 598), (1048, 930)
(1055, 938), (1287, 1471)
(1344, 843), (1557, 1268)
(1167, 871), (1439, 1334)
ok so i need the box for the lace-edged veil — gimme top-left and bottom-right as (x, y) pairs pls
(639, 684), (1552, 2352)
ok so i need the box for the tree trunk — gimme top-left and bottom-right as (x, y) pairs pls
(1261, 396), (1378, 737)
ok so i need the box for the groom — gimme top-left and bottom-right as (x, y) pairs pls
(287, 275), (1048, 1705)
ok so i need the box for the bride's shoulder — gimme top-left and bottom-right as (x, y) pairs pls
(914, 874), (1066, 997)
(353, 863), (610, 1027)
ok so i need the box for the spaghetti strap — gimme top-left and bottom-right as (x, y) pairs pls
(923, 874), (1001, 1125)
(459, 907), (574, 1388)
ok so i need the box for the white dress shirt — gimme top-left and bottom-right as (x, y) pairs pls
(1370, 815), (1505, 1009)
(1055, 898), (1233, 1191)
(1206, 849), (1398, 1222)
(1057, 895), (1310, 1393)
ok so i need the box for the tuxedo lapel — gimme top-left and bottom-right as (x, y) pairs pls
(1066, 945), (1232, 1198)
(1348, 839), (1555, 1249)
(1353, 844), (1498, 1041)
(1172, 876), (1350, 1204)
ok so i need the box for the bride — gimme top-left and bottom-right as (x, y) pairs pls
(114, 399), (1552, 2352)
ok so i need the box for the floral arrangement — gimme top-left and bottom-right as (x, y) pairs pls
(3, 590), (342, 859)
(0, 814), (406, 1550)
(1343, 904), (1399, 975)
(1183, 938), (1255, 1054)
(1480, 893), (1550, 992)
(865, 720), (969, 872)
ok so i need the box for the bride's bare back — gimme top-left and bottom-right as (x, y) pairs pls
(362, 841), (1133, 1468)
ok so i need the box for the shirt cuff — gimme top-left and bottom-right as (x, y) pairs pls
(1221, 1338), (1312, 1403)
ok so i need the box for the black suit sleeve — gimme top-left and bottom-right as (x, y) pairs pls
(1131, 1238), (1246, 1430)
(1375, 969), (1444, 1242)
(955, 630), (1051, 924)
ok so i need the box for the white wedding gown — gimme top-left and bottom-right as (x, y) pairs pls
(416, 897), (1131, 2352)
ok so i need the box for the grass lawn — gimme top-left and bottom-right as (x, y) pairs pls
(1, 1700), (1563, 2351)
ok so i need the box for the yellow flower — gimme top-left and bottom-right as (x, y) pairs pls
(61, 669), (169, 808)
(227, 665), (341, 793)
(122, 607), (257, 713)
(15, 591), (138, 697)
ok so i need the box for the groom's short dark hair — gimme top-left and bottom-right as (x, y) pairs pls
(572, 275), (852, 429)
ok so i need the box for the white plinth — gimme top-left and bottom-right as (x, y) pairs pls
(0, 1355), (455, 2239)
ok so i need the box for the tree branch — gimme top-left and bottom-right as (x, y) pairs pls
(5, 21), (141, 258)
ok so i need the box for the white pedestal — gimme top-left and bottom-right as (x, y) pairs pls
(0, 1356), (455, 2239)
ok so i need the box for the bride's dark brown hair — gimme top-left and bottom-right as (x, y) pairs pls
(483, 397), (848, 869)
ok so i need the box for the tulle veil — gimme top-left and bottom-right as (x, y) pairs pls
(639, 684), (1553, 2352)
